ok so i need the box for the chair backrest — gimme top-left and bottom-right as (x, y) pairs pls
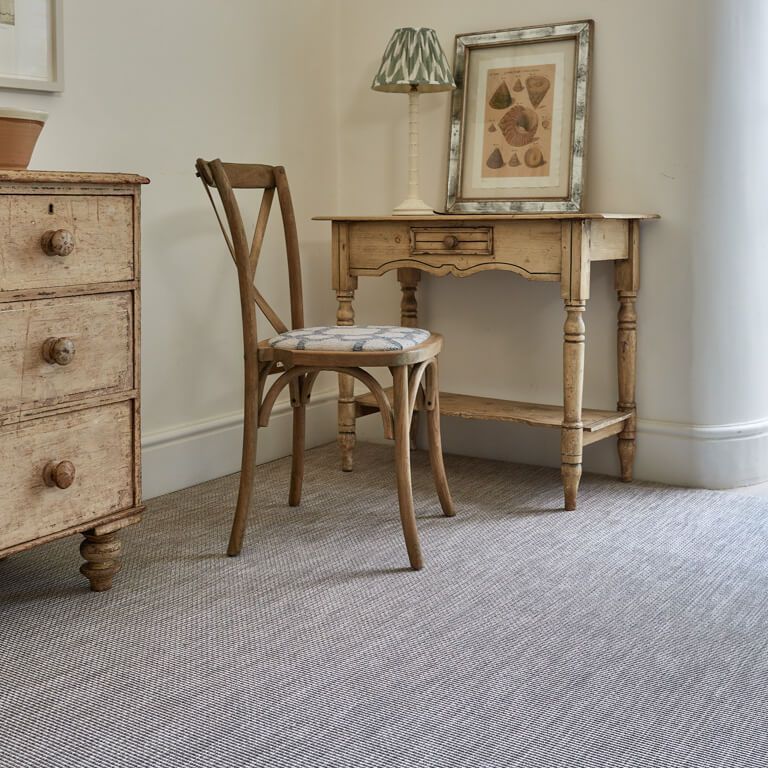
(196, 158), (304, 339)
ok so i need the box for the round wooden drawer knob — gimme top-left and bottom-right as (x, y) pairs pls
(42, 337), (76, 366)
(43, 460), (76, 490)
(41, 229), (76, 258)
(443, 234), (459, 249)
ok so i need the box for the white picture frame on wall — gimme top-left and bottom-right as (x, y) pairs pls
(0, 0), (63, 92)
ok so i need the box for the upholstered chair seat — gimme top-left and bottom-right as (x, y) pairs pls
(268, 325), (431, 352)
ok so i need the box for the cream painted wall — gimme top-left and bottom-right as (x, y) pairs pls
(2, 1), (765, 495)
(337, 0), (768, 489)
(0, 0), (342, 497)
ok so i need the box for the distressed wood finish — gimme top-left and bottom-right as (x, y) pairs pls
(0, 194), (134, 291)
(0, 170), (149, 186)
(0, 170), (146, 592)
(346, 219), (563, 279)
(423, 363), (454, 517)
(585, 219), (630, 262)
(318, 212), (658, 511)
(397, 267), (421, 447)
(560, 222), (588, 510)
(0, 401), (134, 551)
(410, 226), (493, 256)
(198, 159), (454, 570)
(616, 220), (640, 482)
(80, 531), (122, 592)
(333, 221), (357, 472)
(561, 301), (586, 510)
(0, 280), (138, 304)
(392, 365), (422, 569)
(0, 292), (133, 421)
(356, 389), (630, 432)
(315, 214), (659, 222)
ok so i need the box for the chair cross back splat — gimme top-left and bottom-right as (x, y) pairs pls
(196, 158), (455, 569)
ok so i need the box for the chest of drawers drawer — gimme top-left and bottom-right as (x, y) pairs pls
(0, 194), (134, 292)
(0, 170), (147, 592)
(0, 401), (135, 551)
(0, 292), (134, 422)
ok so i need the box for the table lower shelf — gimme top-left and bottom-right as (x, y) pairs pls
(355, 390), (631, 445)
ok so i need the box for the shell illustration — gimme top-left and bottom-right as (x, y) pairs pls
(525, 75), (550, 108)
(513, 78), (524, 92)
(489, 81), (513, 109)
(524, 146), (546, 168)
(488, 123), (497, 133)
(499, 105), (539, 147)
(508, 153), (521, 167)
(486, 148), (505, 169)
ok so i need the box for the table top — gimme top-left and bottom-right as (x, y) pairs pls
(313, 212), (660, 222)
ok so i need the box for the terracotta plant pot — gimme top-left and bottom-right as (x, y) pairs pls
(0, 108), (48, 170)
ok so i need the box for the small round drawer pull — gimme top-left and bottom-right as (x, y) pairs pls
(42, 337), (76, 366)
(43, 460), (76, 490)
(41, 229), (76, 258)
(443, 234), (459, 249)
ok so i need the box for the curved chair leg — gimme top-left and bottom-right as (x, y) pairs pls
(228, 384), (259, 557)
(409, 411), (419, 449)
(425, 360), (455, 517)
(392, 365), (423, 570)
(409, 364), (419, 449)
(289, 403), (306, 506)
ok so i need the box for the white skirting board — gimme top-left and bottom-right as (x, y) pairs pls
(632, 416), (768, 490)
(141, 389), (338, 500)
(143, 392), (768, 499)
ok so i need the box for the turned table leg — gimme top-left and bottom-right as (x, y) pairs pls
(617, 293), (637, 481)
(336, 288), (356, 471)
(398, 268), (420, 328)
(616, 221), (640, 482)
(562, 300), (586, 510)
(80, 530), (122, 592)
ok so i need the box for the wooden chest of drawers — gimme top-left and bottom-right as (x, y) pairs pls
(0, 170), (148, 592)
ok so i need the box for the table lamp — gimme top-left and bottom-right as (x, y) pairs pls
(372, 27), (456, 215)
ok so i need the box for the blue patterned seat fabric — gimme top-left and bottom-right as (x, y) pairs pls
(268, 325), (431, 352)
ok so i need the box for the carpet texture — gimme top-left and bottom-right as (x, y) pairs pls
(2, 443), (768, 767)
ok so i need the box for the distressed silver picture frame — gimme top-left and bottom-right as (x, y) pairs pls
(445, 20), (592, 214)
(0, 0), (63, 92)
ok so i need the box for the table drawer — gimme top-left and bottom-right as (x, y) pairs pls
(0, 194), (134, 292)
(0, 401), (135, 550)
(0, 292), (134, 419)
(410, 226), (493, 255)
(347, 220), (563, 278)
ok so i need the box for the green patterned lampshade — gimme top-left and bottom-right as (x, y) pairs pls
(372, 27), (456, 93)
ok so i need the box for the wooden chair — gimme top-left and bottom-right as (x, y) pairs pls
(196, 158), (454, 570)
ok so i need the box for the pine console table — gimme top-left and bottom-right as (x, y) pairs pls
(315, 213), (659, 510)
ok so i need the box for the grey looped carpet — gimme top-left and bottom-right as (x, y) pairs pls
(2, 442), (768, 767)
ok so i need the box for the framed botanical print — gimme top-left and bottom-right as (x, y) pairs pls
(0, 0), (63, 92)
(445, 20), (592, 213)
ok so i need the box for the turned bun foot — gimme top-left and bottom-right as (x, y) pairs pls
(80, 531), (122, 592)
